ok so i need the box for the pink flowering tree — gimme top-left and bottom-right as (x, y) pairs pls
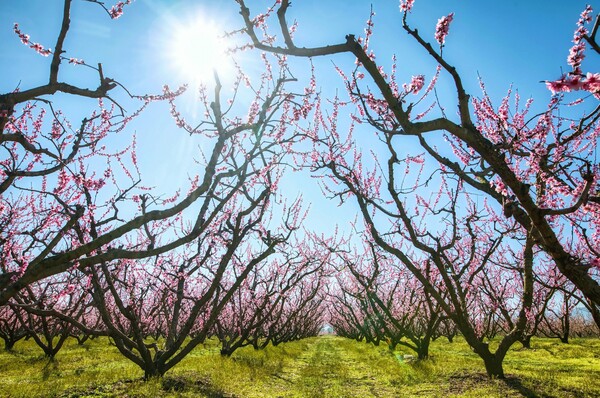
(329, 277), (384, 346)
(245, 270), (326, 348)
(546, 6), (600, 97)
(536, 270), (600, 343)
(75, 60), (316, 379)
(215, 237), (329, 356)
(475, 246), (558, 349)
(8, 271), (92, 358)
(539, 284), (580, 343)
(0, 303), (28, 351)
(330, 240), (444, 359)
(234, 0), (600, 333)
(569, 312), (600, 337)
(0, 0), (182, 304)
(235, 1), (579, 377)
(1, 0), (137, 189)
(88, 180), (306, 379)
(261, 254), (329, 346)
(324, 164), (535, 377)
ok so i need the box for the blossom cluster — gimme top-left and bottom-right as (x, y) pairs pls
(569, 5), (593, 74)
(13, 23), (52, 57)
(109, 0), (133, 19)
(399, 0), (415, 13)
(403, 74), (425, 94)
(434, 13), (454, 45)
(163, 85), (193, 130)
(546, 6), (598, 97)
(546, 72), (600, 96)
(363, 10), (375, 51)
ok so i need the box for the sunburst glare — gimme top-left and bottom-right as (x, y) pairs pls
(166, 17), (232, 83)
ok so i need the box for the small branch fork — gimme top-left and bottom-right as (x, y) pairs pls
(0, 0), (119, 134)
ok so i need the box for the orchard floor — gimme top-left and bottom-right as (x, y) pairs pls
(1, 335), (599, 397)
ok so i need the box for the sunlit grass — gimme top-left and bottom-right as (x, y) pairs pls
(0, 335), (599, 397)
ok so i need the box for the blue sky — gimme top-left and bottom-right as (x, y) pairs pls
(1, 0), (595, 235)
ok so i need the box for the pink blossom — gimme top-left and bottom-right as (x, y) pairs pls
(51, 119), (62, 139)
(405, 74), (425, 94)
(54, 169), (71, 194)
(547, 73), (600, 95)
(30, 42), (52, 56)
(583, 72), (600, 93)
(564, 5), (593, 74)
(13, 23), (52, 56)
(109, 0), (133, 19)
(564, 75), (583, 90)
(434, 12), (454, 45)
(546, 78), (569, 95)
(580, 5), (593, 23)
(13, 23), (29, 44)
(399, 0), (415, 12)
(567, 42), (586, 73)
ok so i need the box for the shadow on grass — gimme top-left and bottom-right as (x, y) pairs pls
(503, 374), (589, 398)
(502, 376), (542, 398)
(448, 372), (542, 398)
(162, 375), (237, 397)
(60, 379), (135, 398)
(61, 376), (237, 398)
(42, 358), (60, 381)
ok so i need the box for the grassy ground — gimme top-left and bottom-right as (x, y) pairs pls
(0, 335), (599, 397)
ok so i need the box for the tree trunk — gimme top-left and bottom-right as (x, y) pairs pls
(481, 354), (505, 379)
(143, 366), (163, 380)
(3, 339), (15, 351)
(220, 347), (233, 357)
(560, 335), (569, 344)
(520, 335), (532, 349)
(417, 340), (430, 360)
(471, 340), (506, 378)
(43, 348), (57, 359)
(563, 310), (570, 344)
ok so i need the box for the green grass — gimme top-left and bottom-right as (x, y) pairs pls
(0, 335), (599, 397)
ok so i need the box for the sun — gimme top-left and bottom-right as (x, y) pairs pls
(167, 18), (231, 83)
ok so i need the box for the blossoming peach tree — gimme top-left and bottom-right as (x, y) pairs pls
(1, 0), (332, 378)
(235, 0), (600, 378)
(0, 0), (177, 305)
